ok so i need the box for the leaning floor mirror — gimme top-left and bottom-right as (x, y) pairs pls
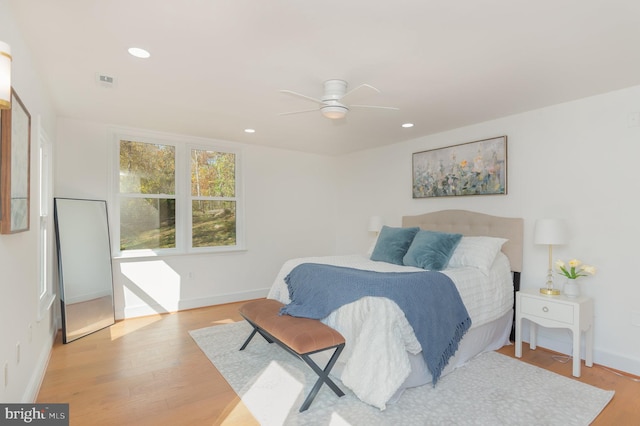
(54, 198), (115, 343)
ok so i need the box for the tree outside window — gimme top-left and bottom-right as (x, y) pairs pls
(117, 139), (240, 253)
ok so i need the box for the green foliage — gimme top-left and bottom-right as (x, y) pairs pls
(120, 140), (176, 194)
(192, 202), (236, 247)
(191, 149), (235, 197)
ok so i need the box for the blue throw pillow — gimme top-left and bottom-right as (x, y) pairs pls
(370, 226), (420, 265)
(403, 230), (463, 270)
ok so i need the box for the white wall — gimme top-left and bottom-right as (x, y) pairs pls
(55, 118), (338, 319)
(0, 0), (58, 402)
(4, 0), (640, 400)
(335, 85), (640, 375)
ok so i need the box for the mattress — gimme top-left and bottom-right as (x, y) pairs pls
(267, 252), (514, 328)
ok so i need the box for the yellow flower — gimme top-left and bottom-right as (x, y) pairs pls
(556, 258), (596, 280)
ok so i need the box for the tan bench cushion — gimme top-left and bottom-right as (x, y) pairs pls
(239, 299), (345, 355)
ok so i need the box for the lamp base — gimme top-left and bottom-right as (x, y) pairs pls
(540, 287), (560, 295)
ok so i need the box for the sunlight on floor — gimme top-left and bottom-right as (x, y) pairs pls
(109, 315), (163, 340)
(240, 361), (304, 425)
(329, 412), (352, 425)
(212, 318), (236, 325)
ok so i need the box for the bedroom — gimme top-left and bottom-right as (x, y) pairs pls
(1, 0), (639, 422)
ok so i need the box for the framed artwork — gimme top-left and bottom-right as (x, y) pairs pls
(412, 136), (507, 198)
(0, 88), (31, 233)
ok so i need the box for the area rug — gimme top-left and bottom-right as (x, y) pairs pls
(190, 321), (614, 426)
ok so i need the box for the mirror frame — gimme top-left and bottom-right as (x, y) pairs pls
(0, 88), (31, 234)
(54, 197), (116, 343)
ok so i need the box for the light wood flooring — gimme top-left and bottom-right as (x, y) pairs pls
(37, 301), (639, 425)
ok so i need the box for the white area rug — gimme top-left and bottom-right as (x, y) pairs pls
(190, 321), (614, 426)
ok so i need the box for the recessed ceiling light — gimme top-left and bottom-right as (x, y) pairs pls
(128, 47), (150, 59)
(244, 128), (256, 133)
(402, 123), (414, 128)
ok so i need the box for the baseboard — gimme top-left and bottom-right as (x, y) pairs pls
(117, 288), (270, 320)
(22, 323), (56, 402)
(523, 327), (640, 377)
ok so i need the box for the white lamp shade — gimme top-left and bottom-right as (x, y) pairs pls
(0, 41), (11, 110)
(368, 216), (383, 233)
(534, 218), (569, 245)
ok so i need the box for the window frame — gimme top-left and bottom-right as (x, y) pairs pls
(110, 129), (244, 258)
(37, 117), (55, 320)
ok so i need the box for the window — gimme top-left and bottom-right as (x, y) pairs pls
(119, 140), (176, 250)
(190, 148), (237, 248)
(113, 132), (243, 256)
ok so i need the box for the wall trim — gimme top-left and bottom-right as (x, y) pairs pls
(522, 327), (640, 377)
(22, 325), (56, 402)
(116, 288), (270, 320)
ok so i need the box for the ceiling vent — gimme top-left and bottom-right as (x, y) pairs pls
(95, 73), (116, 88)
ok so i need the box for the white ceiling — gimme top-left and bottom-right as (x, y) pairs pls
(8, 0), (640, 155)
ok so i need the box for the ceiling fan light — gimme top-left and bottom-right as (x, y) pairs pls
(321, 105), (348, 119)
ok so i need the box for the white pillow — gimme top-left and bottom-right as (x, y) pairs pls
(447, 236), (508, 275)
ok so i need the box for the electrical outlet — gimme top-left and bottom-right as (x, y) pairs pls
(16, 342), (20, 364)
(628, 112), (640, 127)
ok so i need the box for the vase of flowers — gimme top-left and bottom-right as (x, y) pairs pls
(555, 259), (597, 298)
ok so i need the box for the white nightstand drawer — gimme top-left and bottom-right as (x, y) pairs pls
(521, 297), (574, 324)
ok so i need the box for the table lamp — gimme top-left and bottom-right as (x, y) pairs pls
(534, 218), (568, 295)
(368, 216), (383, 235)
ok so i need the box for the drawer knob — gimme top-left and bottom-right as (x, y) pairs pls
(542, 306), (549, 313)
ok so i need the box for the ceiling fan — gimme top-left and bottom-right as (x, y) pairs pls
(279, 79), (398, 120)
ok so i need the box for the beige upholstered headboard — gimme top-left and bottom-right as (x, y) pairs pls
(402, 210), (524, 273)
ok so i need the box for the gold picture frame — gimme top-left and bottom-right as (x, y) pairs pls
(1, 88), (31, 234)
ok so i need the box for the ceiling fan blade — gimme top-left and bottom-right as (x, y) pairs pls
(278, 107), (320, 116)
(280, 90), (324, 105)
(341, 84), (380, 104)
(350, 104), (399, 111)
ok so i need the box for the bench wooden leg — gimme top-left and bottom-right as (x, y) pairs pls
(299, 343), (345, 412)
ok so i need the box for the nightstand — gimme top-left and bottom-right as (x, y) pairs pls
(515, 288), (594, 377)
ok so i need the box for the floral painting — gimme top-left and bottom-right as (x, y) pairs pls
(412, 136), (507, 198)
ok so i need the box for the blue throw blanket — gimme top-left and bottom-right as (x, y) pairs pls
(281, 263), (472, 385)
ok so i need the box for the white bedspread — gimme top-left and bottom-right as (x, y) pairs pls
(267, 253), (513, 409)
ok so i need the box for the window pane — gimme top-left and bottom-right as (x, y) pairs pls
(192, 200), (236, 247)
(120, 140), (176, 194)
(191, 149), (235, 197)
(120, 198), (176, 250)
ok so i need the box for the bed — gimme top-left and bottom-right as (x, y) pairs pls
(267, 210), (523, 410)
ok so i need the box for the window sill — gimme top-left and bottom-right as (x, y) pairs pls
(113, 246), (247, 260)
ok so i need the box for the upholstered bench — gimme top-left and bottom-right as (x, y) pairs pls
(239, 298), (346, 412)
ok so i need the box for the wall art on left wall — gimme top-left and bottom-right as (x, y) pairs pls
(0, 88), (31, 233)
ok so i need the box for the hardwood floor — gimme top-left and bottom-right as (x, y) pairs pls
(37, 301), (639, 425)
